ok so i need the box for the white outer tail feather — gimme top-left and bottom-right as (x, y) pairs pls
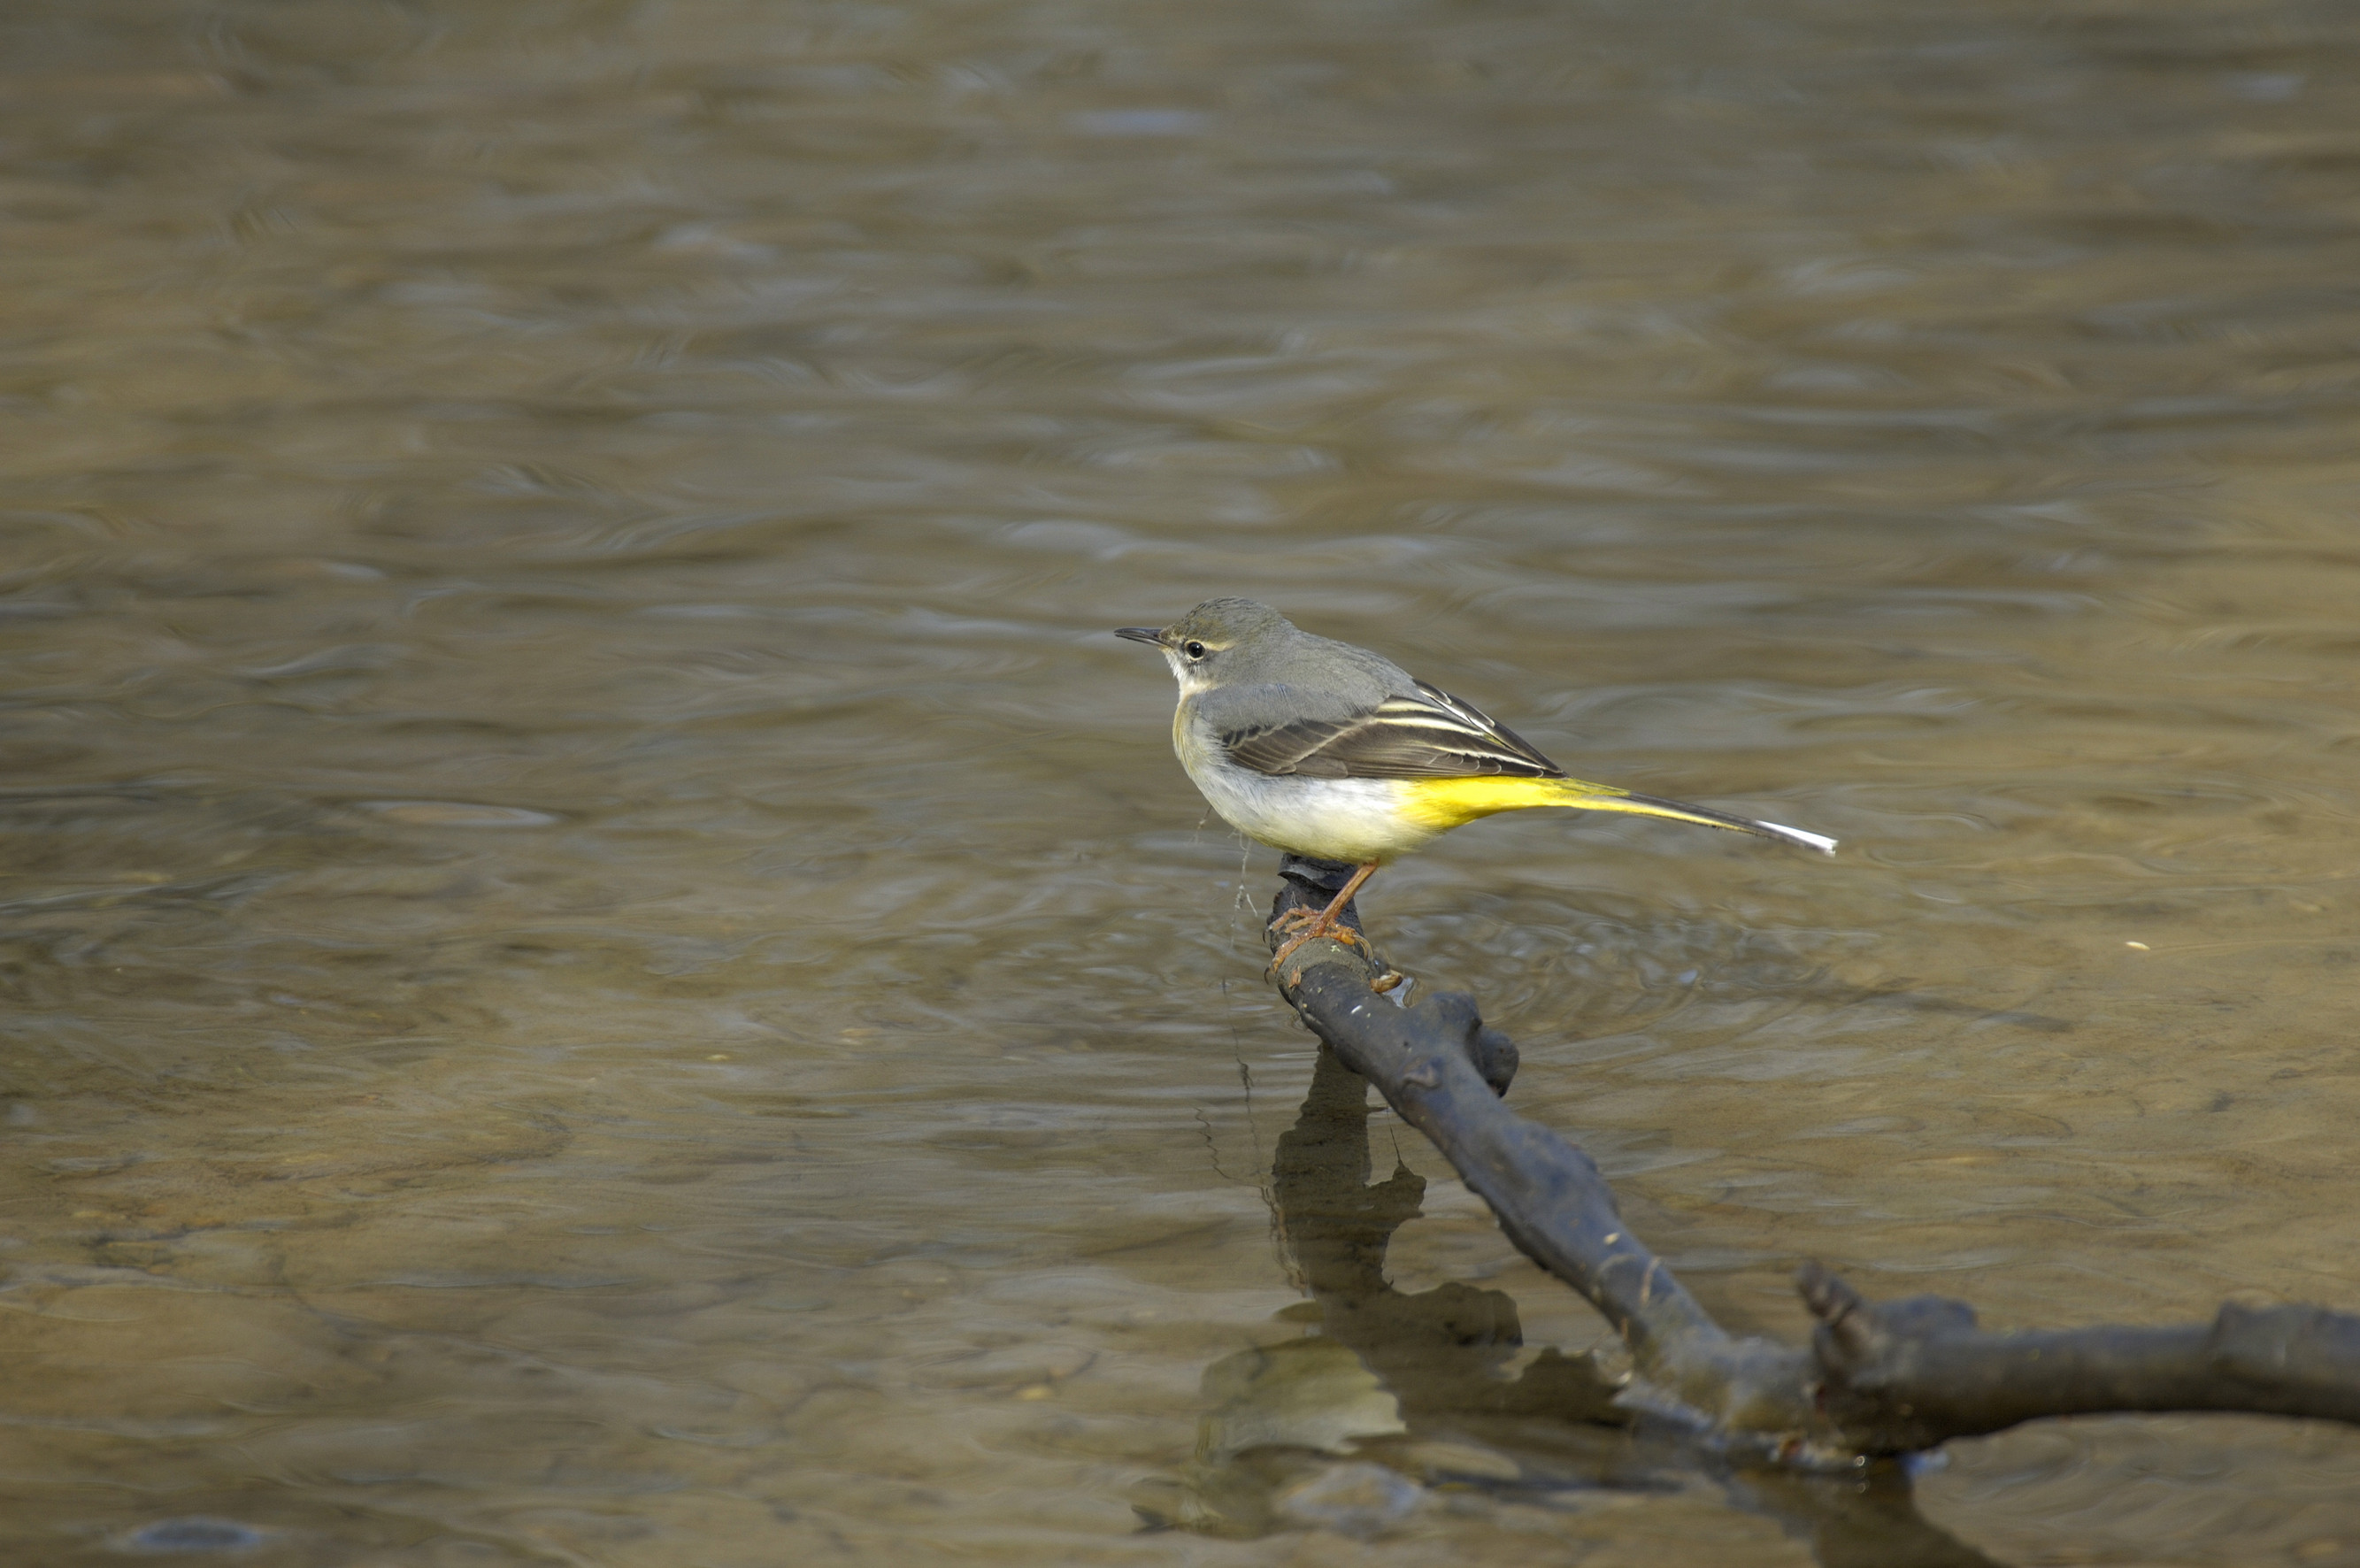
(1755, 819), (1839, 855)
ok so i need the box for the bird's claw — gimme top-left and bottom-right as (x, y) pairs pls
(1266, 914), (1371, 974)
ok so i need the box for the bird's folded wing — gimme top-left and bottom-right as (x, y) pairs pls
(1218, 679), (1563, 780)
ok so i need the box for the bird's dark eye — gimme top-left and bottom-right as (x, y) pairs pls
(1183, 640), (1207, 660)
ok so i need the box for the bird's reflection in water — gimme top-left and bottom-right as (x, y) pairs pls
(1138, 1046), (2003, 1565)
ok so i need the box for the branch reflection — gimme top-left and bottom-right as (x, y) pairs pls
(1141, 1046), (2003, 1565)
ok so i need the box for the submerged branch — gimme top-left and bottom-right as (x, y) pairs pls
(1261, 855), (2360, 1462)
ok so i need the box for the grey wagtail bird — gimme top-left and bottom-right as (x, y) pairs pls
(1117, 598), (1835, 970)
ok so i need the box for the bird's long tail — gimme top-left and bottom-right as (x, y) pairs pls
(1553, 780), (1837, 855)
(1403, 774), (1836, 855)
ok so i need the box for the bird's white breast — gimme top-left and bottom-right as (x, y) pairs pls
(1172, 703), (1432, 864)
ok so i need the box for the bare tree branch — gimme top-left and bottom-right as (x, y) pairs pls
(1271, 1041), (2006, 1566)
(1801, 1264), (2360, 1450)
(1263, 854), (2360, 1461)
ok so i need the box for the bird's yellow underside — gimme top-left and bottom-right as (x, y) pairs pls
(1400, 775), (1638, 826)
(1403, 774), (1762, 834)
(1398, 774), (1577, 828)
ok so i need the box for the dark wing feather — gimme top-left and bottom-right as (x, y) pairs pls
(1221, 679), (1563, 780)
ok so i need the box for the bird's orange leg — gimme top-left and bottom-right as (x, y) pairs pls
(1268, 861), (1380, 972)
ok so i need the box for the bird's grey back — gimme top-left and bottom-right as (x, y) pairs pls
(1192, 626), (1416, 731)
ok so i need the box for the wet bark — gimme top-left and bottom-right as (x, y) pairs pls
(1272, 1041), (2006, 1566)
(1264, 854), (2360, 1463)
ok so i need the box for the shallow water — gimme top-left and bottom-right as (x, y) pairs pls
(4, 1), (2360, 1562)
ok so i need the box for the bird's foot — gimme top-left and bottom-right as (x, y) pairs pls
(1268, 861), (1382, 976)
(1267, 912), (1370, 973)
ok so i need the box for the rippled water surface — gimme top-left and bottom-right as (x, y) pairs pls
(6, 2), (2360, 1563)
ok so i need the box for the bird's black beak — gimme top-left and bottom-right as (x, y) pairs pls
(1113, 626), (1166, 646)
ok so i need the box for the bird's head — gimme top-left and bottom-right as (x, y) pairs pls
(1115, 597), (1295, 694)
